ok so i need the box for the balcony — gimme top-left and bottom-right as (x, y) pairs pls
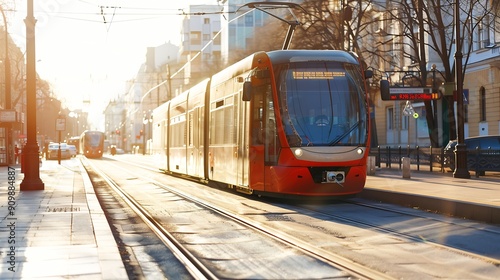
(468, 44), (500, 67)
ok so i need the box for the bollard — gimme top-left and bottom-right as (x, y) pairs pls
(21, 152), (25, 173)
(367, 156), (376, 175)
(402, 157), (411, 179)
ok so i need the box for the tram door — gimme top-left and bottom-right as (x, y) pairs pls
(237, 92), (249, 187)
(187, 106), (203, 178)
(248, 85), (266, 191)
(262, 86), (279, 192)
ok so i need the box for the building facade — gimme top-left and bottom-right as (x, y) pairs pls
(371, 0), (500, 148)
(180, 5), (222, 84)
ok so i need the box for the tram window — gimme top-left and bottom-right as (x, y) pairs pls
(211, 110), (225, 145)
(224, 106), (235, 144)
(215, 100), (224, 108)
(170, 123), (186, 147)
(233, 95), (239, 143)
(251, 95), (264, 145)
(243, 81), (252, 101)
(188, 112), (193, 146)
(264, 86), (279, 164)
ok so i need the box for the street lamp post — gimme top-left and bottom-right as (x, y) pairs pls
(1, 5), (12, 165)
(20, 0), (44, 190)
(453, 0), (470, 179)
(69, 111), (79, 136)
(142, 115), (147, 155)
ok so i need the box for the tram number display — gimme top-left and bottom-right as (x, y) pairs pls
(382, 87), (440, 101)
(293, 71), (345, 79)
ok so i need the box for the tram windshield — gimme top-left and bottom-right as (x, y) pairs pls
(84, 132), (103, 146)
(277, 61), (367, 147)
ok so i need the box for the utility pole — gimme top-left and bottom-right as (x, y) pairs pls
(453, 0), (470, 179)
(20, 0), (44, 190)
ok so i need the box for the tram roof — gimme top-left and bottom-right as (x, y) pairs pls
(266, 50), (360, 65)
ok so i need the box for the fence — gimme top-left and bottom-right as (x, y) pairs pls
(370, 146), (446, 173)
(370, 146), (500, 177)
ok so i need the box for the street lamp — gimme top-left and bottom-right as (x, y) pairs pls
(69, 111), (79, 135)
(142, 115), (148, 155)
(20, 0), (44, 190)
(1, 5), (12, 165)
(453, 0), (470, 178)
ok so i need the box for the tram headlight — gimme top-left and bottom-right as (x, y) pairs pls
(294, 148), (303, 157)
(357, 148), (363, 155)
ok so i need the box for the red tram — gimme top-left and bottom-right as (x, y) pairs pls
(152, 50), (375, 197)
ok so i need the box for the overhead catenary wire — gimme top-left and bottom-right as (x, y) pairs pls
(135, 4), (304, 110)
(134, 7), (256, 113)
(10, 1), (301, 117)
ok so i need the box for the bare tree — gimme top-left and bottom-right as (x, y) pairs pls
(380, 0), (499, 147)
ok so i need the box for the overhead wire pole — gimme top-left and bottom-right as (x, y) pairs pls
(453, 0), (470, 179)
(20, 0), (44, 191)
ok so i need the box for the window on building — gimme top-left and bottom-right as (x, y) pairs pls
(387, 107), (394, 130)
(204, 18), (210, 25)
(191, 31), (201, 45)
(255, 11), (262, 26)
(213, 32), (221, 45)
(480, 87), (486, 122)
(212, 51), (221, 61)
(245, 14), (253, 27)
(401, 104), (409, 130)
(472, 15), (494, 50)
(480, 15), (492, 48)
(203, 34), (210, 41)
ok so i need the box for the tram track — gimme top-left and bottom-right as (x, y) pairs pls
(85, 155), (500, 279)
(83, 157), (215, 280)
(296, 199), (500, 265)
(83, 156), (392, 280)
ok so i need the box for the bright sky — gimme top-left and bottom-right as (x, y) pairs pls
(7, 0), (218, 129)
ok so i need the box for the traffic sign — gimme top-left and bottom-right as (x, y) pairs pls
(56, 118), (66, 131)
(381, 87), (441, 101)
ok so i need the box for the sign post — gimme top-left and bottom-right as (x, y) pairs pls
(56, 117), (66, 165)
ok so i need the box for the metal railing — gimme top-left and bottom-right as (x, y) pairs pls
(370, 145), (500, 177)
(370, 146), (446, 173)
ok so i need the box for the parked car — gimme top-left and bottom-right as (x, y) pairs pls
(67, 145), (77, 157)
(47, 143), (72, 160)
(444, 135), (500, 172)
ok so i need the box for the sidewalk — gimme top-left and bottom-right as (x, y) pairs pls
(362, 167), (500, 224)
(0, 159), (127, 279)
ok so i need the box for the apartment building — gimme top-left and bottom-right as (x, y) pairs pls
(180, 4), (222, 84)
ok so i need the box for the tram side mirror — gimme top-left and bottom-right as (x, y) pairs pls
(243, 81), (252, 101)
(254, 69), (270, 79)
(364, 70), (373, 79)
(380, 80), (390, 100)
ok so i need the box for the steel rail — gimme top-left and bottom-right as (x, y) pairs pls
(82, 157), (217, 280)
(99, 155), (393, 280)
